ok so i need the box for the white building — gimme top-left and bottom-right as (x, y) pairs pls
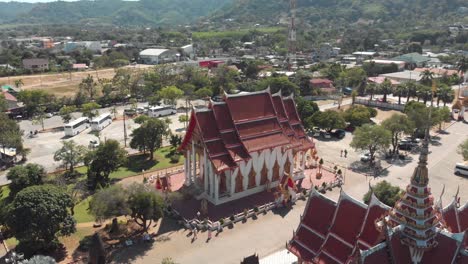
(139, 49), (178, 64)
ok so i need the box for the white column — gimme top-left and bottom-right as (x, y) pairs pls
(230, 168), (238, 196)
(185, 149), (191, 186)
(191, 141), (196, 183)
(301, 151), (306, 171)
(204, 150), (208, 194)
(214, 174), (219, 202)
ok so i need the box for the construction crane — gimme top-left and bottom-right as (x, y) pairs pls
(286, 0), (297, 70)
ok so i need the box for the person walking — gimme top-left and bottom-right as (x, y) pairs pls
(193, 227), (198, 240)
(344, 149), (348, 158)
(207, 229), (212, 241)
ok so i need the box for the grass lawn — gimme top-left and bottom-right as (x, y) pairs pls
(73, 196), (94, 224)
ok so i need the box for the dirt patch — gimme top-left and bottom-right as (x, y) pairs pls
(374, 109), (401, 123)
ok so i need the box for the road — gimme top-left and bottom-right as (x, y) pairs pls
(111, 121), (467, 264)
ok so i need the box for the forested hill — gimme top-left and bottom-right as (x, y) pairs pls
(213, 0), (468, 28)
(0, 0), (232, 26)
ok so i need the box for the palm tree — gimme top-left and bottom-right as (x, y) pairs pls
(406, 81), (417, 103)
(366, 82), (378, 100)
(457, 57), (467, 77)
(14, 79), (24, 89)
(379, 78), (393, 103)
(416, 85), (432, 104)
(394, 84), (407, 105)
(420, 69), (434, 86)
(437, 84), (454, 106)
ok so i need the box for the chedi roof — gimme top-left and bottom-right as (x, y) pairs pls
(288, 135), (468, 264)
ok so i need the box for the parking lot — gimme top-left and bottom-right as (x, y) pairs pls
(0, 103), (187, 184)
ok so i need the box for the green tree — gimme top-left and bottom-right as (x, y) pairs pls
(405, 81), (417, 103)
(363, 181), (402, 207)
(79, 75), (98, 100)
(81, 102), (101, 120)
(169, 134), (182, 150)
(89, 185), (130, 223)
(6, 185), (76, 253)
(432, 106), (451, 131)
(343, 105), (371, 127)
(178, 114), (189, 129)
(404, 101), (437, 137)
(419, 69), (434, 86)
(365, 83), (378, 100)
(14, 79), (24, 89)
(134, 115), (151, 124)
(458, 139), (468, 161)
(211, 66), (239, 95)
(416, 84), (432, 104)
(127, 183), (164, 231)
(53, 140), (88, 175)
(58, 105), (77, 124)
(436, 84), (454, 107)
(296, 97), (319, 126)
(381, 114), (415, 154)
(0, 113), (23, 160)
(244, 61), (260, 79)
(24, 255), (57, 264)
(194, 87), (213, 99)
(130, 118), (169, 160)
(350, 124), (391, 163)
(0, 94), (7, 112)
(378, 78), (393, 103)
(6, 163), (46, 197)
(86, 139), (127, 190)
(32, 106), (47, 131)
(394, 84), (407, 105)
(255, 76), (299, 95)
(157, 86), (184, 106)
(308, 110), (346, 132)
(161, 257), (177, 264)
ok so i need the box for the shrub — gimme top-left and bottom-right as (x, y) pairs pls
(253, 206), (259, 213)
(229, 215), (235, 221)
(219, 218), (225, 225)
(170, 154), (180, 163)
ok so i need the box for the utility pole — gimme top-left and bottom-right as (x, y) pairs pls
(287, 0), (297, 71)
(123, 111), (127, 147)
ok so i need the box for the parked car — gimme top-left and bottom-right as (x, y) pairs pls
(45, 113), (54, 118)
(403, 137), (420, 144)
(455, 162), (468, 176)
(124, 109), (136, 116)
(360, 152), (372, 162)
(89, 140), (100, 149)
(320, 131), (332, 139)
(398, 141), (417, 151)
(331, 129), (346, 139)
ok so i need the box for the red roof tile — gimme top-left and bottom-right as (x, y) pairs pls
(283, 98), (301, 124)
(459, 203), (468, 231)
(361, 245), (391, 264)
(2, 91), (17, 102)
(314, 252), (341, 264)
(211, 103), (235, 131)
(296, 226), (325, 254)
(288, 240), (316, 262)
(196, 111), (222, 140)
(329, 197), (367, 245)
(443, 201), (461, 233)
(320, 235), (354, 263)
(358, 196), (390, 248)
(302, 192), (337, 236)
(226, 93), (277, 122)
(420, 232), (461, 264)
(236, 118), (282, 138)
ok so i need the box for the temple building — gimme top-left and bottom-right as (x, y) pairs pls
(287, 135), (468, 263)
(179, 89), (316, 205)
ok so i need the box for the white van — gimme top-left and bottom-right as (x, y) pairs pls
(455, 163), (468, 176)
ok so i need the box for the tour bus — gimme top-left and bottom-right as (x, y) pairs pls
(455, 162), (468, 176)
(148, 105), (176, 118)
(64, 117), (89, 137)
(90, 113), (112, 131)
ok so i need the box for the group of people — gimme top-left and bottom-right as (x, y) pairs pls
(340, 149), (348, 158)
(190, 214), (222, 243)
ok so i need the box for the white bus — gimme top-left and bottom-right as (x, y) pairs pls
(455, 163), (468, 176)
(90, 113), (112, 131)
(64, 117), (89, 137)
(148, 105), (176, 117)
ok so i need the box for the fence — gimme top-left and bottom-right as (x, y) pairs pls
(354, 98), (405, 111)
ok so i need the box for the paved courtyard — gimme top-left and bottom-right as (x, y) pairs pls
(110, 121), (467, 264)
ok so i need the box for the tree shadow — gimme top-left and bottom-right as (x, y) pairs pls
(125, 154), (158, 173)
(108, 242), (153, 264)
(271, 204), (293, 218)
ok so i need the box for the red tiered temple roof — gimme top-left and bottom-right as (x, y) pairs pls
(180, 89), (315, 172)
